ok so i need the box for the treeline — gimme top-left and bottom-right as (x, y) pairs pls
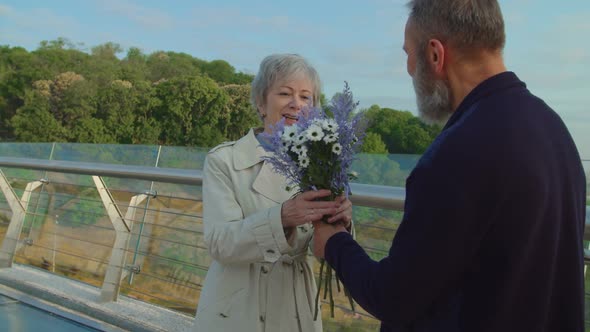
(0, 38), (441, 153)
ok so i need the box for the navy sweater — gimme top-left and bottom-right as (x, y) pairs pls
(326, 72), (586, 331)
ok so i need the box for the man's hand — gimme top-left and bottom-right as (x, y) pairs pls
(312, 221), (347, 259)
(326, 195), (352, 229)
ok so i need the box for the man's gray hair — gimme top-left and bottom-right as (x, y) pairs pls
(407, 0), (505, 54)
(250, 54), (321, 110)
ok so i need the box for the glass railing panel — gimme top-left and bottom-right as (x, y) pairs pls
(52, 143), (159, 166)
(352, 153), (420, 187)
(117, 190), (204, 314)
(0, 143), (54, 159)
(3, 143), (587, 331)
(16, 183), (114, 288)
(157, 146), (209, 170)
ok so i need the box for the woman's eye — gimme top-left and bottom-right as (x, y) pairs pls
(301, 95), (310, 100)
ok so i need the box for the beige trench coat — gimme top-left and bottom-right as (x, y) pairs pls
(193, 128), (322, 332)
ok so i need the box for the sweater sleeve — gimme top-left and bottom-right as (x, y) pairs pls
(326, 151), (493, 326)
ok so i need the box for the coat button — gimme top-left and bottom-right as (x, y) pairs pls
(260, 315), (265, 322)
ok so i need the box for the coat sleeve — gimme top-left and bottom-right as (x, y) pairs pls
(202, 150), (293, 265)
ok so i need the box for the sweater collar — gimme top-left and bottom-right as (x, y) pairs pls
(443, 71), (525, 131)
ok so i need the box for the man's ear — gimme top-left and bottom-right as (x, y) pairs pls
(427, 39), (446, 78)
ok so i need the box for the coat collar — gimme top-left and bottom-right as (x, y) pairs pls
(232, 128), (268, 170)
(232, 128), (296, 203)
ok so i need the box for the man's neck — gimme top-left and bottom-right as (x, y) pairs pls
(447, 50), (507, 111)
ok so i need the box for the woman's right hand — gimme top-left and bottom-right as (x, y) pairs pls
(281, 189), (340, 228)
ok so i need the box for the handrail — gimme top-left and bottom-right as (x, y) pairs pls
(0, 156), (203, 186)
(0, 156), (405, 211)
(0, 156), (587, 230)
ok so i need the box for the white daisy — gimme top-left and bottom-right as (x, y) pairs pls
(291, 144), (303, 155)
(312, 118), (324, 126)
(322, 119), (339, 133)
(282, 125), (299, 142)
(299, 157), (310, 168)
(294, 133), (307, 145)
(332, 143), (342, 155)
(280, 140), (291, 152)
(298, 146), (308, 159)
(305, 124), (324, 141)
(323, 133), (338, 143)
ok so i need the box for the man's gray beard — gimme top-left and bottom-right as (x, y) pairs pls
(412, 56), (453, 125)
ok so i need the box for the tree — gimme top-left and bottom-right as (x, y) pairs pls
(0, 47), (40, 138)
(84, 43), (123, 88)
(202, 60), (235, 84)
(97, 80), (137, 143)
(364, 105), (441, 154)
(361, 132), (388, 154)
(97, 79), (161, 144)
(120, 47), (148, 83)
(221, 84), (261, 141)
(147, 51), (201, 82)
(154, 75), (230, 147)
(11, 90), (68, 142)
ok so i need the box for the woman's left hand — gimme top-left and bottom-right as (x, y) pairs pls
(325, 195), (352, 229)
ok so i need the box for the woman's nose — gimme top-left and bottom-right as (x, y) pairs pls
(289, 98), (304, 110)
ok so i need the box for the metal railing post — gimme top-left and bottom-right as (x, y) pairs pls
(0, 170), (44, 268)
(93, 175), (131, 302)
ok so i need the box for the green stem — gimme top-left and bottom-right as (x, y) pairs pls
(323, 265), (330, 300)
(328, 266), (335, 317)
(314, 259), (325, 321)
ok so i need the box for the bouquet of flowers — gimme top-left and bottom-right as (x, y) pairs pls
(258, 82), (367, 319)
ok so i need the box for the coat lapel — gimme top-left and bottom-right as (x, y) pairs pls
(233, 128), (296, 204)
(252, 162), (295, 203)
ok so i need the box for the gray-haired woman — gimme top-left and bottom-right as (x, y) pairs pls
(193, 54), (352, 332)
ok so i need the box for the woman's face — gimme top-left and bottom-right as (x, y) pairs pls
(258, 76), (314, 133)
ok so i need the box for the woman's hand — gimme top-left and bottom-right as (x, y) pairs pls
(281, 190), (340, 228)
(326, 195), (352, 229)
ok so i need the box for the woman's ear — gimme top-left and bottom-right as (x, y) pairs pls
(257, 103), (266, 119)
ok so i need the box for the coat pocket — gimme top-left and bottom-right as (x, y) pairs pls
(204, 287), (246, 317)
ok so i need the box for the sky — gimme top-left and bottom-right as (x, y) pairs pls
(0, 0), (589, 159)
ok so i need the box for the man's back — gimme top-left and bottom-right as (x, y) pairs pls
(398, 72), (586, 331)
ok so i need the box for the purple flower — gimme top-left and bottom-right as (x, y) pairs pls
(258, 82), (366, 196)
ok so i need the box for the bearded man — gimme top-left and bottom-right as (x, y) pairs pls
(312, 1), (586, 331)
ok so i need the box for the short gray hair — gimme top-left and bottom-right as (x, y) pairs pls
(407, 0), (505, 54)
(250, 54), (321, 110)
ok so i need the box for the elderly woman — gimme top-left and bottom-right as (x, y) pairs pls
(193, 54), (352, 332)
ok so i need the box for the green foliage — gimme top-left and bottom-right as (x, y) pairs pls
(154, 75), (229, 147)
(0, 38), (440, 152)
(352, 153), (408, 187)
(147, 51), (201, 82)
(361, 132), (388, 154)
(58, 196), (104, 227)
(221, 84), (262, 141)
(11, 91), (68, 142)
(364, 105), (442, 154)
(201, 59), (235, 84)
